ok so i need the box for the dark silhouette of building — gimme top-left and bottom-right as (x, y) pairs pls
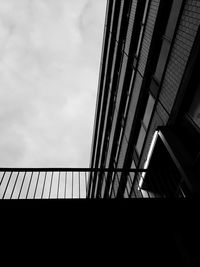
(87, 0), (200, 199)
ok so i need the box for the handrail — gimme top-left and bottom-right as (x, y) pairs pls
(0, 167), (147, 172)
(0, 168), (188, 199)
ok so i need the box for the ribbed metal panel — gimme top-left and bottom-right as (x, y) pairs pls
(159, 0), (200, 114)
(124, 0), (138, 55)
(138, 0), (160, 76)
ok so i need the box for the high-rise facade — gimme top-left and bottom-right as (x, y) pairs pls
(88, 0), (200, 198)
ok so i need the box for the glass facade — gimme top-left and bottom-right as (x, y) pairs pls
(88, 0), (200, 200)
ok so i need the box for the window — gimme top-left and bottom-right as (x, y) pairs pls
(124, 187), (129, 198)
(101, 174), (106, 198)
(136, 125), (146, 155)
(143, 94), (155, 128)
(136, 93), (155, 156)
(135, 0), (150, 57)
(114, 125), (124, 163)
(126, 176), (132, 194)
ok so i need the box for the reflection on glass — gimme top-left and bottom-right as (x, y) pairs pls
(136, 125), (146, 155)
(143, 94), (155, 128)
(124, 188), (129, 198)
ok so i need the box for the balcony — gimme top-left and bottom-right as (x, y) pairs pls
(0, 166), (191, 200)
(0, 168), (89, 200)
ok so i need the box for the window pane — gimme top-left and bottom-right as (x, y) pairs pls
(126, 178), (132, 194)
(136, 125), (146, 155)
(129, 160), (136, 183)
(142, 0), (150, 24)
(143, 94), (155, 128)
(124, 187), (129, 198)
(101, 175), (106, 198)
(131, 160), (136, 168)
(136, 0), (150, 56)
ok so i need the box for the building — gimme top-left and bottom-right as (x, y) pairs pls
(87, 0), (200, 198)
(0, 2), (199, 264)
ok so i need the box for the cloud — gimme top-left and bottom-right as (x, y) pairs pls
(0, 0), (107, 167)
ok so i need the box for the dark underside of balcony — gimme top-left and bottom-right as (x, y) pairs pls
(1, 198), (198, 267)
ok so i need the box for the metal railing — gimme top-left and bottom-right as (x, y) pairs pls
(0, 168), (89, 199)
(0, 167), (190, 199)
(88, 168), (189, 198)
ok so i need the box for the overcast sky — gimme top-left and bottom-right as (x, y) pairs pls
(0, 0), (106, 167)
